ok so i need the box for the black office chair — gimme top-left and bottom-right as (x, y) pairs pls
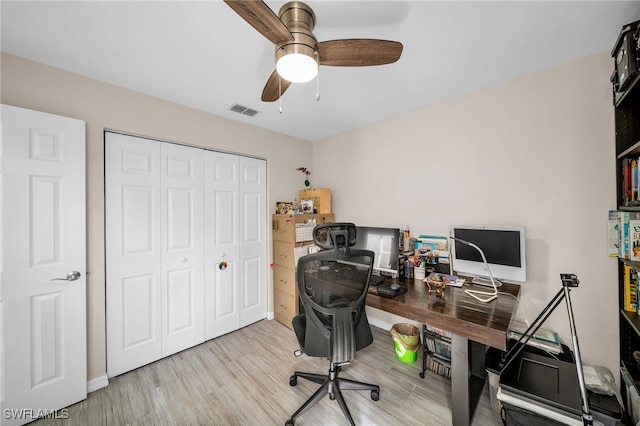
(286, 223), (380, 426)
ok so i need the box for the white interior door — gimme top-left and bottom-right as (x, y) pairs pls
(160, 142), (204, 356)
(204, 151), (240, 339)
(105, 133), (162, 377)
(238, 156), (267, 327)
(1, 104), (86, 425)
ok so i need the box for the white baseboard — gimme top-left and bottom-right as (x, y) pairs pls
(266, 311), (274, 320)
(87, 374), (109, 393)
(367, 313), (393, 331)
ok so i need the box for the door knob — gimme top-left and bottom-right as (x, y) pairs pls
(51, 271), (81, 281)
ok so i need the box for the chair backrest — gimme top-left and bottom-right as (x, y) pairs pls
(297, 223), (375, 363)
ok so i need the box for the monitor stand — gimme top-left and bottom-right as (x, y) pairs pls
(472, 276), (503, 288)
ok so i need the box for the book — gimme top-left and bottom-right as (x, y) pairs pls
(625, 158), (632, 205)
(609, 210), (620, 257)
(415, 235), (448, 252)
(631, 219), (640, 261)
(633, 158), (638, 201)
(624, 264), (638, 312)
(620, 211), (631, 259)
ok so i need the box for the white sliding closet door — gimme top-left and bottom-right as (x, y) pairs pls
(105, 133), (163, 377)
(238, 156), (267, 328)
(160, 143), (204, 357)
(204, 151), (240, 338)
(204, 152), (267, 339)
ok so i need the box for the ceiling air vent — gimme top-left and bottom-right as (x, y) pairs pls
(229, 104), (260, 117)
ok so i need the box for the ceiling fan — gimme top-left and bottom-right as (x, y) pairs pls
(224, 0), (403, 102)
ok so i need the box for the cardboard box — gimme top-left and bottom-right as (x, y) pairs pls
(299, 188), (331, 214)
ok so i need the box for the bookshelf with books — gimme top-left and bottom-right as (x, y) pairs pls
(619, 144), (640, 210)
(420, 324), (452, 379)
(612, 19), (640, 423)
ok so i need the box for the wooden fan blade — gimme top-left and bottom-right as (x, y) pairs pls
(318, 39), (403, 66)
(224, 0), (294, 44)
(262, 70), (292, 102)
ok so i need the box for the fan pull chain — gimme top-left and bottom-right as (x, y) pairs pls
(315, 52), (320, 101)
(278, 76), (283, 114)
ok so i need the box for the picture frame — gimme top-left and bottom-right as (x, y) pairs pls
(301, 199), (314, 214)
(276, 201), (294, 214)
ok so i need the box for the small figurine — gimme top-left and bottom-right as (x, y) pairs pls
(426, 273), (450, 300)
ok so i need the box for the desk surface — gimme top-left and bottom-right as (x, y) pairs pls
(366, 278), (520, 351)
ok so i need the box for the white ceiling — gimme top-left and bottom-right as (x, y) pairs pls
(2, 1), (639, 142)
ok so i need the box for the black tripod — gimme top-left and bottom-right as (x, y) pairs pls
(500, 273), (593, 426)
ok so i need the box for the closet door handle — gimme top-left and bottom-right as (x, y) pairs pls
(51, 271), (81, 281)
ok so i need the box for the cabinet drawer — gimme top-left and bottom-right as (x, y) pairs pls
(274, 264), (296, 297)
(273, 240), (295, 268)
(273, 215), (294, 242)
(274, 289), (297, 327)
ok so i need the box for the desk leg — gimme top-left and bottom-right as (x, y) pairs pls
(451, 335), (486, 426)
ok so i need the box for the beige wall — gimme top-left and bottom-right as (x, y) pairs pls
(1, 52), (312, 382)
(313, 51), (619, 375)
(1, 49), (621, 383)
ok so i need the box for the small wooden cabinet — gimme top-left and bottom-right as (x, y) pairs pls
(272, 213), (334, 329)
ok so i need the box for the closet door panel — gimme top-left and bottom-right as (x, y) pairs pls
(161, 143), (205, 356)
(105, 133), (162, 377)
(239, 157), (267, 326)
(204, 151), (240, 339)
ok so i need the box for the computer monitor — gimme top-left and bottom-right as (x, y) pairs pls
(353, 226), (400, 276)
(451, 225), (526, 285)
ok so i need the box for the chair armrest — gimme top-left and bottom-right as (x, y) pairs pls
(332, 307), (356, 364)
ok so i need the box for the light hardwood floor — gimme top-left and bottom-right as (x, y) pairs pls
(33, 319), (503, 425)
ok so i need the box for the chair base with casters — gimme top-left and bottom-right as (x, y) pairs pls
(285, 359), (379, 426)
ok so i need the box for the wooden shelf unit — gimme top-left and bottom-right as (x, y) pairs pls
(272, 213), (334, 329)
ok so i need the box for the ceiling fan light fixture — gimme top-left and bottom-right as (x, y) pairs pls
(276, 52), (317, 83)
(276, 41), (318, 84)
(225, 0), (403, 101)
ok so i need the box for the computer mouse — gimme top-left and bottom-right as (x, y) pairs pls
(390, 283), (400, 291)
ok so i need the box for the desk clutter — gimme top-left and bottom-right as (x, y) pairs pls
(275, 188), (331, 215)
(402, 233), (451, 280)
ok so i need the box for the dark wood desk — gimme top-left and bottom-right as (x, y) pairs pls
(366, 278), (520, 426)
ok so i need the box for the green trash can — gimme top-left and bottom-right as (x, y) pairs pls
(390, 323), (421, 364)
